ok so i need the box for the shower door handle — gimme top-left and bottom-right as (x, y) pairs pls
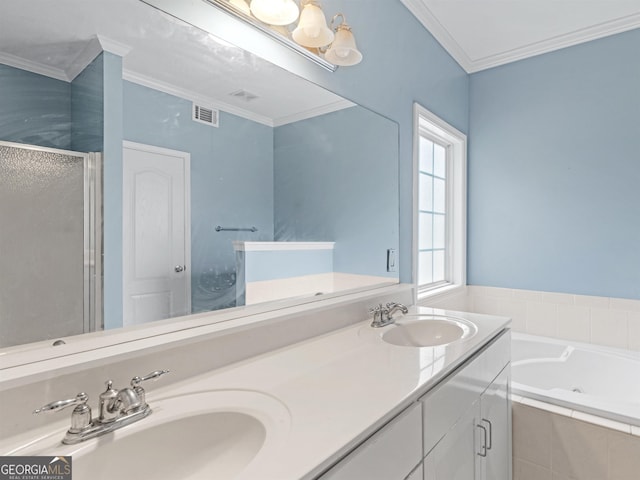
(174, 265), (185, 273)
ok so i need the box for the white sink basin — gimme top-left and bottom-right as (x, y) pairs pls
(74, 411), (264, 479)
(7, 390), (291, 480)
(382, 315), (477, 347)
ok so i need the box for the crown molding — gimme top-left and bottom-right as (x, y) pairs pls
(0, 51), (69, 81)
(122, 70), (274, 127)
(400, 0), (474, 72)
(96, 35), (132, 57)
(401, 0), (640, 73)
(273, 99), (356, 127)
(65, 37), (103, 81)
(467, 12), (640, 72)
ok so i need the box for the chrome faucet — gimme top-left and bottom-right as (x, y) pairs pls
(369, 302), (408, 328)
(34, 370), (169, 444)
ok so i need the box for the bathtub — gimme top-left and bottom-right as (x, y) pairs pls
(511, 333), (640, 427)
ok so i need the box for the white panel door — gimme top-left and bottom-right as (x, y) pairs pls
(123, 142), (190, 326)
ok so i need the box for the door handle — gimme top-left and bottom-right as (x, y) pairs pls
(174, 265), (185, 273)
(477, 423), (488, 457)
(482, 418), (493, 450)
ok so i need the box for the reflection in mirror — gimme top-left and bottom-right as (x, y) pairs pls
(0, 0), (399, 350)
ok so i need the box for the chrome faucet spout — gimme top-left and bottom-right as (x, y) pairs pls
(369, 302), (408, 328)
(34, 369), (169, 445)
(386, 302), (408, 317)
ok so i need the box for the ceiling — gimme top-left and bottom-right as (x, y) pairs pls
(401, 0), (640, 72)
(0, 0), (351, 126)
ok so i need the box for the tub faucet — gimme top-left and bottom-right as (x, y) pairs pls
(370, 302), (408, 328)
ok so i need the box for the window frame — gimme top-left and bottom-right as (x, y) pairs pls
(412, 103), (467, 301)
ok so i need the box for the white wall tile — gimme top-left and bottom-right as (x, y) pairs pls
(526, 302), (558, 338)
(499, 298), (527, 332)
(471, 295), (501, 315)
(466, 286), (637, 352)
(590, 309), (629, 349)
(574, 294), (610, 309)
(628, 312), (640, 352)
(556, 305), (590, 343)
(609, 297), (640, 312)
(542, 292), (574, 305)
(513, 289), (544, 302)
(468, 285), (513, 298)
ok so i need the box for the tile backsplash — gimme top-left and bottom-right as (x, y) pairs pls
(421, 286), (640, 352)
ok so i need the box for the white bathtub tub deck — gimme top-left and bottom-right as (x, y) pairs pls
(512, 332), (640, 428)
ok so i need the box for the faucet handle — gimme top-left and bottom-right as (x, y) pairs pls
(33, 392), (89, 414)
(34, 392), (92, 433)
(130, 369), (170, 388)
(368, 303), (384, 314)
(130, 370), (169, 409)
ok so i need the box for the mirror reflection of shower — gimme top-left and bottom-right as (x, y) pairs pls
(0, 141), (101, 348)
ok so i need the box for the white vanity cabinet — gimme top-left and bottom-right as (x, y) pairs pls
(421, 332), (511, 480)
(318, 402), (423, 480)
(318, 330), (511, 480)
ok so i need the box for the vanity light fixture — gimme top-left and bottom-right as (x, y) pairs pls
(250, 0), (300, 26)
(324, 14), (362, 66)
(215, 0), (364, 69)
(292, 0), (334, 48)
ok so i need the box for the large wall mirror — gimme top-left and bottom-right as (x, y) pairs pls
(0, 0), (399, 352)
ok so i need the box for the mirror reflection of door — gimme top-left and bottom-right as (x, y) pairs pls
(122, 141), (191, 326)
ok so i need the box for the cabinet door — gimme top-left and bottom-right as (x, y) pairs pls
(319, 403), (422, 480)
(423, 402), (479, 480)
(479, 366), (511, 480)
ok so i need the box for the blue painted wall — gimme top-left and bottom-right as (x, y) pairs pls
(212, 0), (470, 284)
(274, 106), (399, 278)
(71, 53), (104, 152)
(293, 0), (469, 285)
(468, 29), (640, 299)
(0, 64), (71, 149)
(122, 81), (275, 313)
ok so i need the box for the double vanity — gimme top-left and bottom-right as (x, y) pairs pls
(0, 288), (511, 480)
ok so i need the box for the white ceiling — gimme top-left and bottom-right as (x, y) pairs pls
(0, 0), (351, 126)
(402, 0), (640, 72)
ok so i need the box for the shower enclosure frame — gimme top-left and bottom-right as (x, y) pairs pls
(0, 140), (102, 338)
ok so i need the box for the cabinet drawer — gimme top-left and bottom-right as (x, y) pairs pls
(421, 330), (509, 455)
(319, 403), (422, 480)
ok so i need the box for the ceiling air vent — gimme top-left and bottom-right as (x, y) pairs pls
(192, 103), (219, 127)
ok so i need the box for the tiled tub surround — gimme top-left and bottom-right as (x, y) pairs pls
(422, 286), (640, 352)
(0, 287), (510, 479)
(512, 400), (640, 480)
(509, 327), (640, 480)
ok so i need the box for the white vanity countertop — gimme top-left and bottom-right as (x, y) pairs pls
(157, 306), (509, 479)
(2, 307), (510, 479)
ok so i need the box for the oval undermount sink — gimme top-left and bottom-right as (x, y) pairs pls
(9, 390), (291, 480)
(73, 412), (265, 480)
(382, 315), (477, 347)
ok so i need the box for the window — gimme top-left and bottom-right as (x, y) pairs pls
(413, 104), (466, 298)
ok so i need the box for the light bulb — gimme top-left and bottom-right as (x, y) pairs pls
(250, 0), (299, 26)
